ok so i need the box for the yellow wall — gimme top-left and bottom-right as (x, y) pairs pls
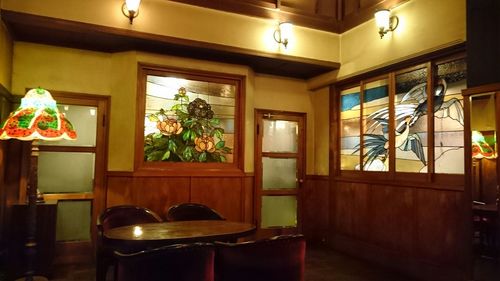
(308, 0), (466, 88)
(0, 8), (12, 90)
(12, 42), (318, 173)
(1, 0), (340, 63)
(253, 74), (318, 175)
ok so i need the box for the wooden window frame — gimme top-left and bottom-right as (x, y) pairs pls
(134, 63), (245, 176)
(333, 50), (466, 188)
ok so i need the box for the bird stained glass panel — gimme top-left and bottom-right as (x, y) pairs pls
(340, 86), (361, 170)
(434, 58), (466, 174)
(395, 68), (428, 173)
(361, 79), (389, 171)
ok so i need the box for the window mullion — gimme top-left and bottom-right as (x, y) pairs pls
(426, 62), (435, 179)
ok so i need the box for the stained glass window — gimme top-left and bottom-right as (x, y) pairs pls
(337, 53), (466, 177)
(340, 86), (361, 170)
(434, 58), (466, 174)
(395, 68), (428, 173)
(362, 79), (389, 171)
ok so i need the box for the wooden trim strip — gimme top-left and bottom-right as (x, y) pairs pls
(333, 175), (464, 192)
(43, 193), (94, 200)
(38, 146), (96, 153)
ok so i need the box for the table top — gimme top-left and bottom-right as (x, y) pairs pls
(104, 220), (256, 243)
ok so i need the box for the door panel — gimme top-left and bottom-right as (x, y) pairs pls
(33, 93), (108, 263)
(255, 110), (305, 238)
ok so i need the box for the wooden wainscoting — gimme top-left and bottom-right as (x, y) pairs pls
(105, 172), (255, 223)
(330, 180), (466, 281)
(302, 175), (330, 245)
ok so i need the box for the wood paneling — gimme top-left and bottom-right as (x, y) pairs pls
(334, 182), (369, 238)
(106, 175), (190, 219)
(302, 175), (329, 243)
(416, 188), (463, 266)
(191, 177), (243, 221)
(369, 184), (414, 254)
(106, 173), (254, 223)
(331, 180), (466, 280)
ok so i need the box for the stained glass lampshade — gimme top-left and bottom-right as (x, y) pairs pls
(0, 87), (76, 141)
(472, 130), (496, 159)
(0, 87), (76, 281)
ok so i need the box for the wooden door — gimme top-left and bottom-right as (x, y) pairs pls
(254, 109), (306, 238)
(27, 92), (109, 264)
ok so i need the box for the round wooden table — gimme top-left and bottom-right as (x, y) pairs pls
(104, 220), (256, 253)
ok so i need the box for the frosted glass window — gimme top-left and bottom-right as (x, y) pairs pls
(434, 58), (466, 174)
(38, 152), (95, 193)
(56, 200), (91, 241)
(340, 86), (361, 170)
(39, 104), (97, 147)
(261, 196), (297, 228)
(362, 79), (389, 171)
(262, 157), (297, 189)
(395, 68), (428, 173)
(262, 120), (298, 153)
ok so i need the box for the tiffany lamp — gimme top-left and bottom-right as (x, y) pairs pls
(0, 87), (77, 281)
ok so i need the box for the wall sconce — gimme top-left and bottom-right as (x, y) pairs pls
(122, 0), (142, 24)
(374, 9), (399, 38)
(273, 22), (293, 48)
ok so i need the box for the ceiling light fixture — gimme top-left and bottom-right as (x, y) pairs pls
(122, 0), (142, 24)
(374, 9), (399, 38)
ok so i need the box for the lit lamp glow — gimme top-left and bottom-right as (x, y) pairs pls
(122, 0), (142, 24)
(273, 22), (293, 48)
(0, 87), (77, 281)
(374, 9), (399, 38)
(133, 226), (143, 237)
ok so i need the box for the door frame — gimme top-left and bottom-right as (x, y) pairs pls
(462, 83), (500, 279)
(254, 109), (306, 238)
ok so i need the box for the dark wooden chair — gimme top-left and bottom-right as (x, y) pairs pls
(166, 203), (225, 221)
(96, 205), (163, 281)
(115, 243), (215, 281)
(214, 234), (306, 281)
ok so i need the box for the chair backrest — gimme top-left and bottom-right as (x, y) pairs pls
(115, 243), (215, 281)
(215, 234), (306, 281)
(166, 203), (225, 221)
(97, 205), (163, 232)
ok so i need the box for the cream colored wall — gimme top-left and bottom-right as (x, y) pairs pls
(2, 0), (340, 63)
(312, 87), (329, 176)
(0, 9), (12, 90)
(308, 0), (466, 88)
(12, 42), (269, 172)
(253, 74), (316, 175)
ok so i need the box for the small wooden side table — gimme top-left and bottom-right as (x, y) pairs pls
(8, 201), (57, 280)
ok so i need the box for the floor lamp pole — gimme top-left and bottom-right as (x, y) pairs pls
(24, 141), (39, 281)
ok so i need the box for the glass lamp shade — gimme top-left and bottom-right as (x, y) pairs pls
(0, 88), (77, 141)
(472, 131), (495, 159)
(125, 0), (142, 12)
(374, 9), (391, 31)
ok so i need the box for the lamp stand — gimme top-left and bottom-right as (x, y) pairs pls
(19, 141), (47, 281)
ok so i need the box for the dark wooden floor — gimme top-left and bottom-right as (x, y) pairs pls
(7, 245), (500, 281)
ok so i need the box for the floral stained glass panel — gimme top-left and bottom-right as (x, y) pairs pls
(434, 58), (466, 174)
(395, 68), (428, 173)
(144, 75), (235, 163)
(340, 86), (361, 170)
